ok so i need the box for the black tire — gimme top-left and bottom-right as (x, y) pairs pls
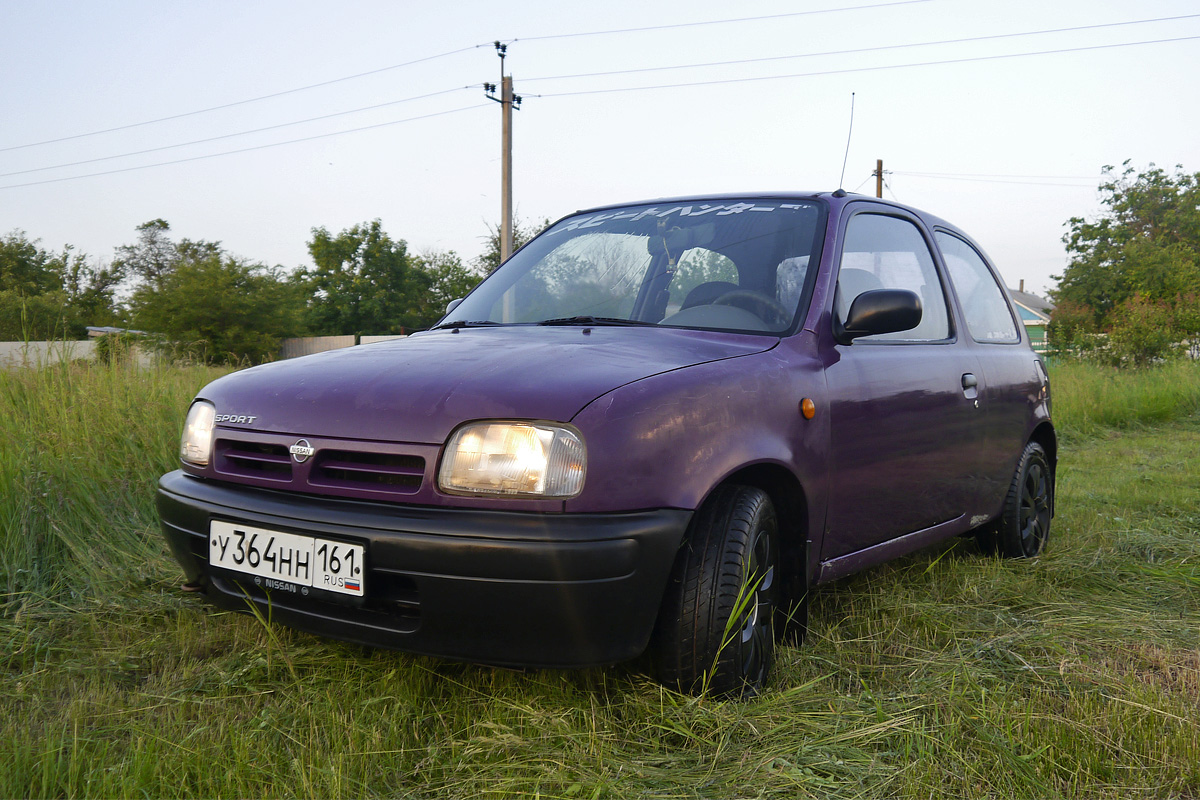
(980, 441), (1052, 558)
(651, 485), (779, 697)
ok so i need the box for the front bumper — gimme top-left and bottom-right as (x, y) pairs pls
(157, 470), (690, 668)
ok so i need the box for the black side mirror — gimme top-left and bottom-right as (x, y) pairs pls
(835, 289), (922, 345)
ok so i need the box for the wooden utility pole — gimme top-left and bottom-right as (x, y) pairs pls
(500, 74), (514, 262)
(876, 159), (884, 199)
(485, 43), (522, 263)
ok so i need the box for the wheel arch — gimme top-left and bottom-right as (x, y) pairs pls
(713, 462), (811, 618)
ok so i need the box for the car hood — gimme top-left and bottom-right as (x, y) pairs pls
(200, 326), (778, 443)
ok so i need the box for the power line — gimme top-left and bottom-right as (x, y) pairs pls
(0, 105), (491, 190)
(896, 170), (1098, 180)
(893, 172), (1099, 188)
(0, 1), (933, 155)
(522, 14), (1200, 83)
(1, 87), (477, 179)
(0, 45), (487, 154)
(503, 0), (931, 42)
(532, 34), (1200, 98)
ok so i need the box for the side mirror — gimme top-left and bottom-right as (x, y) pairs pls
(835, 289), (922, 345)
(445, 298), (464, 315)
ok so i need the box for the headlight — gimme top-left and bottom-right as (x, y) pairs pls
(179, 401), (216, 466)
(439, 422), (585, 498)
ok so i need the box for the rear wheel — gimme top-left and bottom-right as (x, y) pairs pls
(651, 485), (779, 696)
(978, 441), (1052, 558)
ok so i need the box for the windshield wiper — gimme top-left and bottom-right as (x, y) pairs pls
(432, 319), (503, 330)
(537, 315), (658, 327)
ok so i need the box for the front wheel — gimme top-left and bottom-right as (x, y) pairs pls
(978, 441), (1052, 558)
(651, 485), (779, 696)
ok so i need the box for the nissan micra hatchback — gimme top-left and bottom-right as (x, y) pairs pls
(158, 192), (1055, 695)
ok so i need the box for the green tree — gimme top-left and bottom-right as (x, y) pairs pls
(300, 220), (432, 334)
(0, 231), (122, 340)
(412, 249), (486, 324)
(473, 217), (548, 274)
(1056, 162), (1200, 324)
(129, 252), (304, 364)
(1, 230), (62, 296)
(113, 219), (177, 290)
(60, 246), (124, 329)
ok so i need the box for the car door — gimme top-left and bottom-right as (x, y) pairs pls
(821, 207), (984, 561)
(935, 229), (1046, 519)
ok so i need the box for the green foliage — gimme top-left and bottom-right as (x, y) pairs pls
(129, 254), (303, 365)
(412, 249), (486, 323)
(1045, 298), (1098, 355)
(0, 290), (82, 341)
(300, 220), (432, 335)
(112, 219), (178, 290)
(1056, 161), (1200, 325)
(93, 332), (141, 365)
(0, 231), (122, 339)
(1106, 294), (1184, 367)
(1047, 358), (1200, 439)
(473, 216), (548, 274)
(1054, 162), (1200, 367)
(0, 230), (63, 296)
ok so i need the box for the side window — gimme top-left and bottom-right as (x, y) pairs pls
(836, 213), (950, 341)
(935, 232), (1020, 343)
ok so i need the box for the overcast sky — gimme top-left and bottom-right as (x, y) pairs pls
(3, 0), (1199, 297)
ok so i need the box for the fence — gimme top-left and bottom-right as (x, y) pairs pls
(2, 334), (410, 369)
(0, 340), (96, 369)
(278, 335), (406, 359)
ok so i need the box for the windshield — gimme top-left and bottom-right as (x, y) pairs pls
(445, 199), (825, 335)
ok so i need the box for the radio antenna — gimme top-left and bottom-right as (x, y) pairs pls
(838, 92), (855, 192)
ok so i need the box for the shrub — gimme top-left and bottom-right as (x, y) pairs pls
(1104, 294), (1184, 367)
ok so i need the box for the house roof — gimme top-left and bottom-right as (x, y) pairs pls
(1008, 288), (1054, 321)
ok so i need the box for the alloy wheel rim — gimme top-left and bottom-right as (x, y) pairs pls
(1019, 461), (1050, 555)
(739, 526), (775, 682)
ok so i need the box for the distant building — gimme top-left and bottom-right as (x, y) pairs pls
(1008, 281), (1053, 353)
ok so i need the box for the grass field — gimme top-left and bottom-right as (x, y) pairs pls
(1, 358), (1198, 798)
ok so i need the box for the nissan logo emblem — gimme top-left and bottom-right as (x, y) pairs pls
(289, 439), (315, 463)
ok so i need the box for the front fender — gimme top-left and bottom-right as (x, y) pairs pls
(564, 337), (830, 518)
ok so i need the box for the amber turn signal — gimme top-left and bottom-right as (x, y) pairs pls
(800, 398), (816, 419)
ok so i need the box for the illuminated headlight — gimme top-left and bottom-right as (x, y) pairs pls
(439, 422), (586, 498)
(179, 401), (216, 466)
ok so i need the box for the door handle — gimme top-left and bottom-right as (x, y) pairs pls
(961, 373), (979, 401)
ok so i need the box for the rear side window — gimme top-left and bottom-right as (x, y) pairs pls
(936, 232), (1020, 343)
(836, 213), (950, 341)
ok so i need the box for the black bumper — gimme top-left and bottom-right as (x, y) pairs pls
(157, 470), (691, 668)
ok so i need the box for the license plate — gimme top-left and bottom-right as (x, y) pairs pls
(208, 520), (365, 597)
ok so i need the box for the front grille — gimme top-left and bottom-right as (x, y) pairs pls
(216, 440), (293, 480)
(310, 450), (425, 495)
(209, 431), (431, 500)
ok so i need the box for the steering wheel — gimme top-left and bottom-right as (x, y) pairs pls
(713, 290), (791, 328)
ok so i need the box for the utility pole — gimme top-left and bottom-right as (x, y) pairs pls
(875, 159), (884, 199)
(484, 43), (522, 263)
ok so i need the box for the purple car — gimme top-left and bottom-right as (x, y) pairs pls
(158, 192), (1055, 695)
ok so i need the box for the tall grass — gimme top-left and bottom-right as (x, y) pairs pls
(0, 357), (226, 604)
(1, 358), (1198, 798)
(1048, 358), (1200, 440)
